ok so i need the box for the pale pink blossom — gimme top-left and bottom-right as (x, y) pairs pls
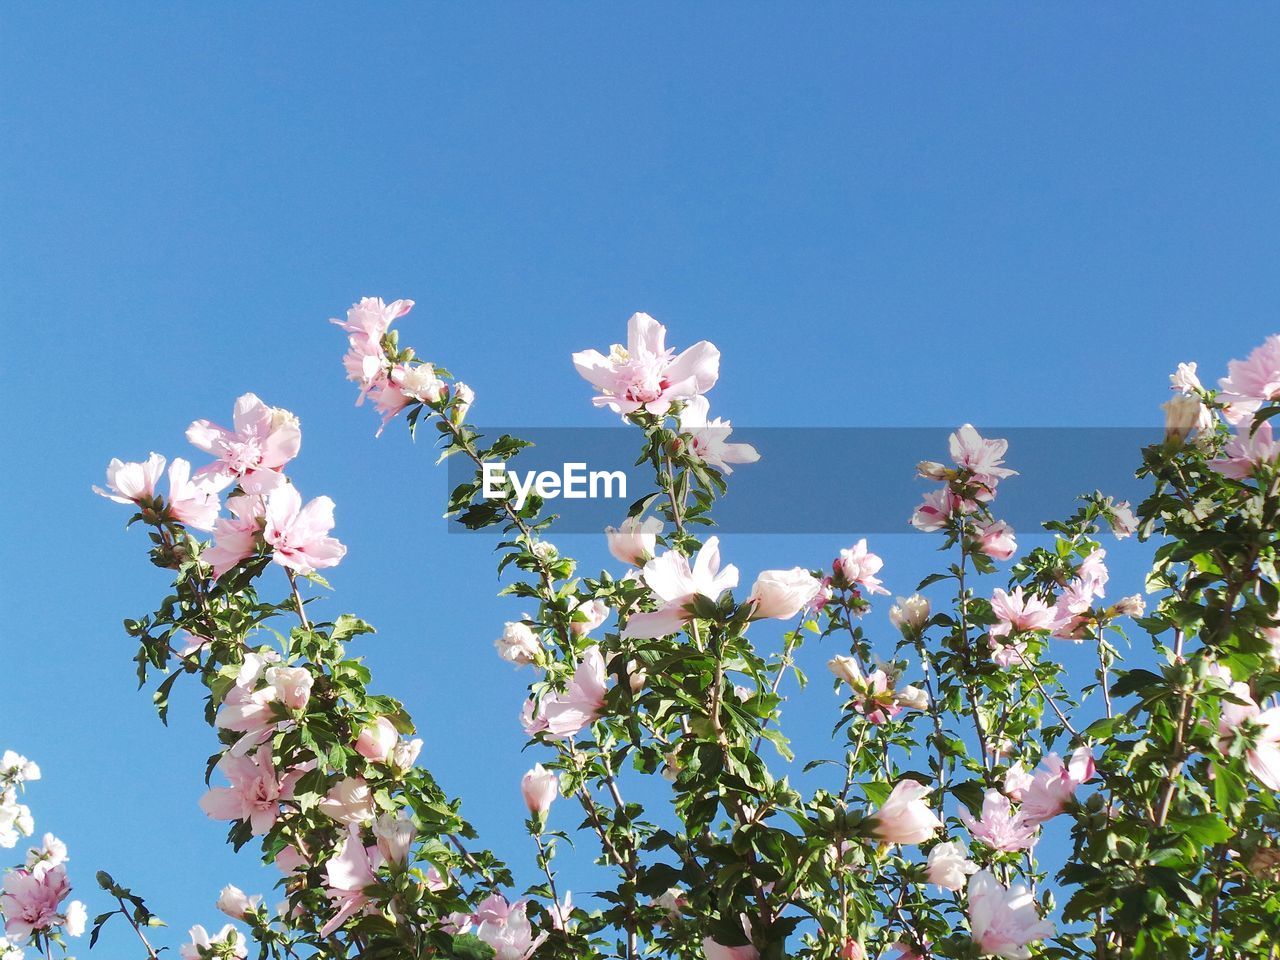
(869, 780), (942, 845)
(989, 587), (1055, 639)
(0, 753), (40, 785)
(1106, 499), (1137, 539)
(273, 845), (307, 875)
(262, 484), (347, 574)
(959, 790), (1039, 852)
(828, 657), (904, 725)
(1019, 748), (1095, 825)
(966, 870), (1054, 959)
(949, 425), (1017, 497)
(216, 652), (282, 741)
(573, 312), (720, 417)
(889, 595), (930, 634)
(266, 666), (313, 711)
(355, 717), (399, 762)
(1, 865), (73, 941)
(374, 811), (415, 867)
(747, 568), (821, 620)
(165, 458), (231, 531)
(318, 777), (376, 825)
(94, 452), (167, 505)
(833, 540), (888, 595)
(536, 647), (609, 738)
(474, 896), (548, 960)
(1170, 361), (1203, 394)
(1218, 683), (1280, 790)
(701, 939), (760, 960)
(203, 494), (265, 578)
(64, 901), (86, 938)
(1002, 764), (1034, 802)
(332, 297), (413, 395)
(25, 834), (67, 879)
(319, 828), (383, 937)
(180, 925), (248, 960)
(520, 764), (559, 817)
(624, 538), (739, 639)
(972, 520), (1017, 562)
(0, 790), (34, 849)
(568, 597), (609, 636)
(391, 738), (422, 770)
(187, 393), (301, 491)
(1218, 334), (1280, 424)
(910, 487), (961, 532)
(199, 751), (299, 836)
(676, 396), (760, 474)
(1210, 421), (1280, 480)
(926, 839), (979, 891)
(216, 885), (262, 920)
(496, 621), (542, 666)
(605, 515), (663, 565)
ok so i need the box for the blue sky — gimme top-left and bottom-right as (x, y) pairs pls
(3, 4), (1280, 954)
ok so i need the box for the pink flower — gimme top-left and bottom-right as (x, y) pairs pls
(869, 780), (942, 845)
(25, 834), (67, 879)
(573, 312), (720, 417)
(520, 764), (559, 817)
(180, 924), (248, 960)
(0, 865), (72, 941)
(605, 515), (663, 565)
(318, 777), (376, 825)
(215, 652), (282, 742)
(889, 595), (931, 634)
(1002, 764), (1034, 801)
(536, 647), (610, 738)
(949, 425), (1017, 497)
(701, 939), (760, 960)
(624, 538), (739, 639)
(496, 621), (542, 666)
(568, 597), (609, 637)
(1217, 683), (1280, 790)
(448, 381), (475, 424)
(676, 397), (760, 474)
(199, 751), (298, 835)
(1170, 361), (1203, 394)
(966, 870), (1054, 959)
(165, 458), (231, 531)
(94, 452), (167, 505)
(910, 487), (960, 532)
(959, 790), (1039, 851)
(355, 717), (399, 762)
(332, 297), (413, 395)
(474, 896), (548, 960)
(262, 484), (346, 575)
(1106, 499), (1137, 539)
(748, 568), (821, 620)
(319, 828), (383, 937)
(203, 494), (265, 578)
(187, 393), (301, 491)
(827, 657), (904, 725)
(989, 587), (1055, 639)
(266, 666), (313, 711)
(216, 885), (262, 920)
(833, 540), (888, 595)
(1218, 334), (1280, 424)
(374, 811), (416, 867)
(926, 840), (979, 891)
(972, 520), (1017, 562)
(1210, 421), (1280, 480)
(1020, 748), (1095, 825)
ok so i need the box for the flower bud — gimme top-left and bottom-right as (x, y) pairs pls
(888, 595), (930, 634)
(1163, 394), (1203, 443)
(374, 811), (416, 867)
(216, 884), (262, 920)
(355, 717), (399, 762)
(520, 763), (559, 819)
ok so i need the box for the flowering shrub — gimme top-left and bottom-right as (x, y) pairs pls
(9, 301), (1280, 958)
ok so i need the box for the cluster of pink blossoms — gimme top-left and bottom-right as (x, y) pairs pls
(910, 424), (1018, 561)
(95, 393), (347, 578)
(332, 296), (473, 432)
(0, 753), (86, 956)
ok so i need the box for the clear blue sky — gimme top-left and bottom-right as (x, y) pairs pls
(3, 5), (1279, 954)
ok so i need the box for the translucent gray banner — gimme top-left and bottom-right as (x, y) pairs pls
(444, 427), (1160, 534)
